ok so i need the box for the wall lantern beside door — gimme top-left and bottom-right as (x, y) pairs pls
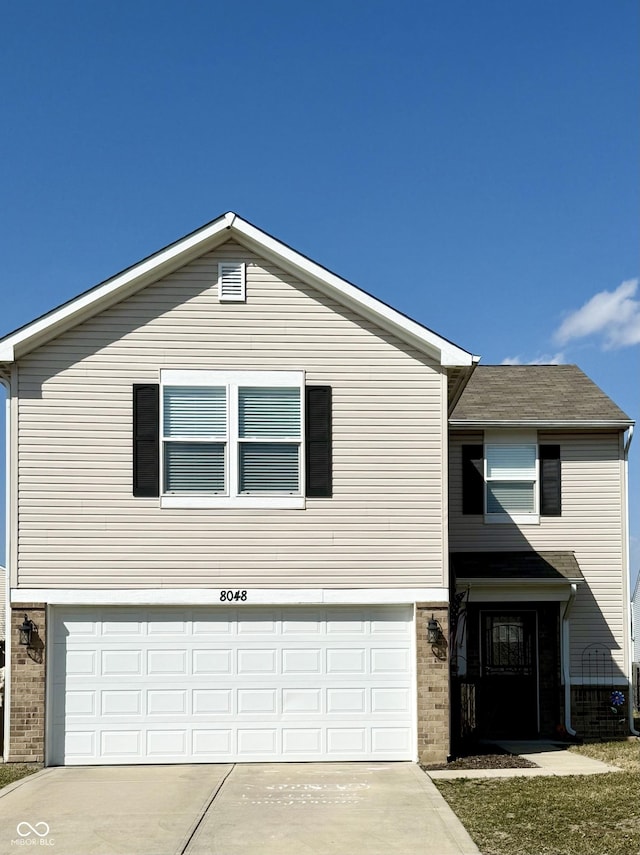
(18, 614), (37, 648)
(427, 614), (440, 645)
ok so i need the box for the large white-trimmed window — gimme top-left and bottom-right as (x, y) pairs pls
(483, 430), (539, 524)
(160, 369), (304, 508)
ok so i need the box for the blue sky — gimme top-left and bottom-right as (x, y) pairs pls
(1, 1), (638, 571)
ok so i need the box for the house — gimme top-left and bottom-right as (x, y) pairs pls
(448, 366), (634, 743)
(0, 213), (634, 766)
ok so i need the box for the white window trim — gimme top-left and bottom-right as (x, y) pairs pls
(483, 431), (539, 525)
(160, 369), (305, 509)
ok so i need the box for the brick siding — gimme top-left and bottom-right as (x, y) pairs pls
(571, 684), (630, 739)
(8, 604), (46, 763)
(416, 603), (450, 765)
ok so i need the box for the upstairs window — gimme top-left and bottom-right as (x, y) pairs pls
(485, 443), (537, 516)
(133, 374), (332, 507)
(462, 438), (560, 523)
(161, 371), (302, 506)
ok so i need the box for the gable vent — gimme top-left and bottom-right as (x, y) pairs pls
(218, 261), (246, 302)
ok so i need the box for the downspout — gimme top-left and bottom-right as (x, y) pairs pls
(623, 426), (639, 735)
(562, 583), (578, 737)
(1, 374), (11, 762)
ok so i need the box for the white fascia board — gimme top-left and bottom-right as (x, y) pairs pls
(457, 577), (583, 603)
(457, 582), (571, 603)
(229, 217), (475, 367)
(449, 419), (635, 429)
(12, 587), (448, 605)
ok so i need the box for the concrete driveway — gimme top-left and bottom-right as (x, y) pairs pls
(0, 762), (478, 855)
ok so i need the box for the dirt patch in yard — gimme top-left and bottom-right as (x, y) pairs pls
(422, 744), (538, 771)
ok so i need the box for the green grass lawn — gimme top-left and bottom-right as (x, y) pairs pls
(0, 764), (40, 790)
(434, 741), (640, 855)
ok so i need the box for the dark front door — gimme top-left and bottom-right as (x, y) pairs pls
(477, 611), (538, 738)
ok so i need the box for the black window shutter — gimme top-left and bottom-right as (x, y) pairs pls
(305, 385), (332, 497)
(540, 444), (561, 516)
(133, 384), (160, 497)
(462, 444), (484, 514)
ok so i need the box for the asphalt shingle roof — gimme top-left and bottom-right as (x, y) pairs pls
(450, 365), (631, 423)
(450, 551), (584, 582)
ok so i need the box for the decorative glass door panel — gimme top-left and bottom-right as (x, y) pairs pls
(478, 611), (538, 737)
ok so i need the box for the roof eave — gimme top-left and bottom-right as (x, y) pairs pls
(0, 212), (476, 368)
(228, 218), (475, 366)
(449, 419), (635, 429)
(0, 213), (235, 362)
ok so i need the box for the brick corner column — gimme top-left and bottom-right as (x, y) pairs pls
(416, 603), (450, 766)
(8, 604), (47, 763)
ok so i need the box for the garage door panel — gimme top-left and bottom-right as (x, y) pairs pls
(50, 605), (414, 764)
(237, 648), (277, 674)
(282, 648), (322, 673)
(282, 728), (322, 754)
(193, 689), (232, 714)
(102, 730), (141, 758)
(65, 650), (98, 677)
(282, 688), (322, 713)
(192, 729), (233, 756)
(102, 690), (142, 716)
(193, 649), (232, 674)
(66, 691), (96, 716)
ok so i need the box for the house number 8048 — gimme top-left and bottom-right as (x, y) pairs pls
(220, 590), (248, 602)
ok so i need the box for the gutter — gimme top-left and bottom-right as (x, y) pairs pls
(449, 419), (635, 430)
(624, 423), (634, 455)
(1, 375), (10, 761)
(623, 426), (639, 736)
(562, 583), (578, 737)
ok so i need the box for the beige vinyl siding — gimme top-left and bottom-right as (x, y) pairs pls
(16, 241), (446, 589)
(449, 430), (628, 677)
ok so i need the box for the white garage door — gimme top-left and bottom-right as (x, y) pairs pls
(49, 605), (414, 765)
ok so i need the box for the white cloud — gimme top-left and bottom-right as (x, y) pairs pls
(554, 278), (640, 349)
(501, 352), (565, 365)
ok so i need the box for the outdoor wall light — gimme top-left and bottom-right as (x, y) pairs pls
(18, 614), (36, 648)
(427, 614), (440, 645)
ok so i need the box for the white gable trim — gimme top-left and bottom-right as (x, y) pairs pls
(0, 215), (233, 361)
(227, 217), (475, 366)
(0, 213), (476, 367)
